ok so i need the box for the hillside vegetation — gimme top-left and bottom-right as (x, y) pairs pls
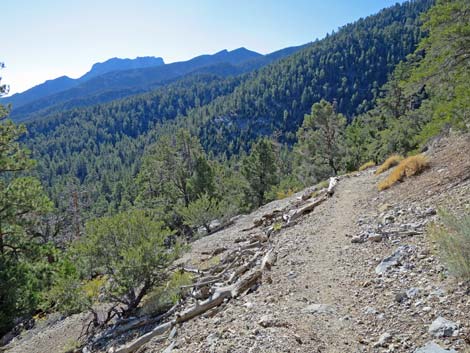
(1, 0), (470, 349)
(25, 0), (432, 216)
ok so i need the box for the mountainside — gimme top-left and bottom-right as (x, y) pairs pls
(4, 47), (302, 121)
(2, 0), (470, 350)
(193, 0), (434, 154)
(23, 0), (433, 213)
(5, 133), (469, 353)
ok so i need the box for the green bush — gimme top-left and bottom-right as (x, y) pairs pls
(41, 258), (91, 316)
(430, 211), (470, 280)
(139, 271), (193, 316)
(72, 209), (182, 314)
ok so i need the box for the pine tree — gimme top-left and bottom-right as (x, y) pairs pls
(0, 63), (53, 334)
(241, 139), (278, 208)
(295, 100), (346, 183)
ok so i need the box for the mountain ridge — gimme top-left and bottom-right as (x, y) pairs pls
(2, 56), (166, 110)
(3, 46), (310, 121)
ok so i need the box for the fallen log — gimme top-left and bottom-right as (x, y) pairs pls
(285, 194), (328, 224)
(209, 218), (235, 235)
(112, 320), (174, 353)
(228, 252), (261, 283)
(109, 306), (174, 338)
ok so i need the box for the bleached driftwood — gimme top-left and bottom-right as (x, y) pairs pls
(104, 178), (342, 353)
(111, 267), (262, 353)
(228, 252), (261, 283)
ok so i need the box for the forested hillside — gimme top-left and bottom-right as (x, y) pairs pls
(3, 0), (470, 345)
(193, 0), (433, 154)
(25, 0), (433, 215)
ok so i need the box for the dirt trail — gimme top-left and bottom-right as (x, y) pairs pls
(5, 134), (469, 353)
(156, 172), (379, 353)
(149, 135), (469, 352)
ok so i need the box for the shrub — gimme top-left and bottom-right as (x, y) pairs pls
(359, 161), (376, 171)
(179, 194), (234, 234)
(429, 211), (470, 280)
(267, 175), (302, 201)
(276, 188), (295, 200)
(317, 179), (330, 189)
(73, 210), (182, 315)
(139, 271), (193, 316)
(378, 154), (429, 191)
(375, 154), (404, 175)
(41, 258), (92, 316)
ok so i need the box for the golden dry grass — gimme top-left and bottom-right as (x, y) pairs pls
(359, 161), (376, 171)
(378, 154), (429, 191)
(375, 154), (404, 175)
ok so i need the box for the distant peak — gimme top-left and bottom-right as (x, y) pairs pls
(80, 56), (165, 82)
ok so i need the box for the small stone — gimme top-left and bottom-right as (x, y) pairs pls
(351, 236), (364, 243)
(258, 315), (274, 328)
(375, 245), (415, 274)
(287, 271), (297, 279)
(430, 288), (446, 297)
(383, 214), (395, 224)
(364, 306), (378, 315)
(373, 332), (393, 347)
(395, 291), (408, 303)
(301, 304), (335, 315)
(206, 332), (219, 345)
(406, 287), (421, 298)
(428, 317), (458, 338)
(369, 234), (383, 242)
(244, 302), (254, 309)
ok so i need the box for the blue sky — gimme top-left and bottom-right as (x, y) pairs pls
(3, 0), (405, 94)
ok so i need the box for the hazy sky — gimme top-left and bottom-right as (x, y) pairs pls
(3, 0), (405, 95)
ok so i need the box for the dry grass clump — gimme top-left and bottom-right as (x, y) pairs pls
(375, 154), (404, 175)
(378, 154), (429, 191)
(429, 211), (470, 280)
(359, 161), (376, 171)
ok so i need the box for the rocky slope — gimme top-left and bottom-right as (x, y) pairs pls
(3, 133), (469, 353)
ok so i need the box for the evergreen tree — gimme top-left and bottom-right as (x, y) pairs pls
(0, 63), (53, 335)
(137, 129), (203, 210)
(241, 139), (278, 208)
(295, 100), (346, 183)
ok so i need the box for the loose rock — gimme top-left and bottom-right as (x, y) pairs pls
(428, 317), (458, 338)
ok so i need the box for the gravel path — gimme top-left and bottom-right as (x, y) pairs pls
(5, 134), (469, 353)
